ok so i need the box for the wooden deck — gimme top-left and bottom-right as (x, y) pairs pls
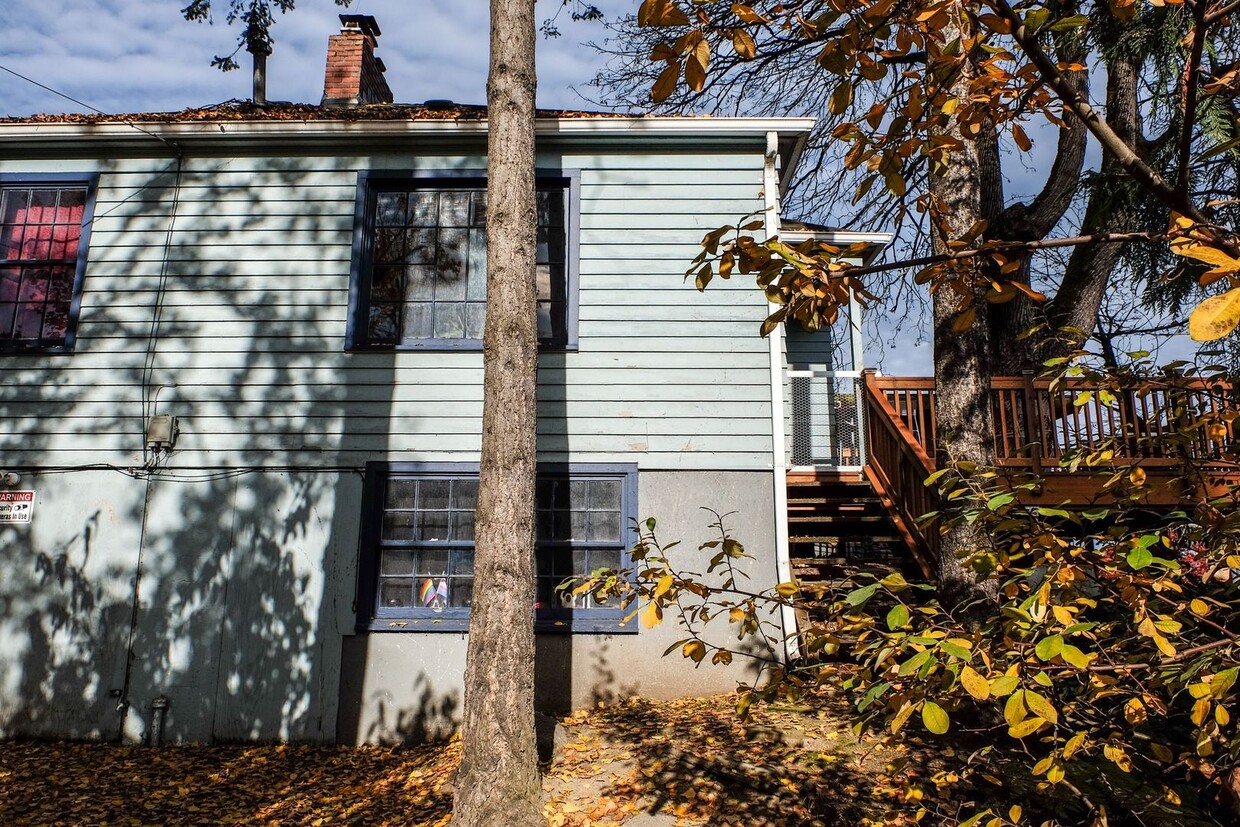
(848, 373), (1240, 577)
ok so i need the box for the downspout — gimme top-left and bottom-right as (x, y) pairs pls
(764, 131), (799, 662)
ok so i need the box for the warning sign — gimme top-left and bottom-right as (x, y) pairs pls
(0, 491), (34, 523)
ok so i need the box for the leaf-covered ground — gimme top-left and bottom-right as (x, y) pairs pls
(0, 689), (1221, 826)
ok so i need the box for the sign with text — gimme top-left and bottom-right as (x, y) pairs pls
(0, 491), (34, 523)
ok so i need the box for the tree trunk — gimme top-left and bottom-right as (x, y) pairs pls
(931, 3), (996, 603)
(452, 1), (542, 825)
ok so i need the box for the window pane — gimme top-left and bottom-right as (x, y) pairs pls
(434, 303), (465, 338)
(536, 303), (553, 341)
(405, 266), (435, 301)
(416, 510), (450, 541)
(452, 479), (478, 510)
(570, 510), (589, 542)
(41, 304), (69, 340)
(375, 192), (407, 227)
(0, 303), (15, 338)
(370, 266), (403, 301)
(28, 190), (58, 222)
(1, 225), (22, 260)
(404, 229), (436, 265)
(465, 302), (486, 339)
(415, 550), (451, 576)
(452, 551), (474, 577)
(367, 302), (399, 341)
(568, 480), (588, 510)
(373, 228), (404, 263)
(589, 510), (621, 543)
(451, 509), (475, 542)
(381, 510), (414, 541)
(436, 229), (469, 294)
(380, 579), (414, 608)
(589, 549), (622, 573)
(438, 191), (471, 227)
(466, 230), (487, 299)
(401, 302), (432, 339)
(590, 479), (622, 509)
(0, 267), (19, 302)
(419, 479), (451, 509)
(386, 478), (416, 508)
(449, 578), (473, 608)
(380, 550), (415, 575)
(1, 189), (29, 223)
(470, 191), (487, 227)
(409, 192), (437, 226)
(57, 189), (86, 213)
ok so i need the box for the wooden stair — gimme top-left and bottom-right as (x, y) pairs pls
(786, 475), (915, 628)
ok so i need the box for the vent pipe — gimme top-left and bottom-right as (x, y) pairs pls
(245, 25), (272, 106)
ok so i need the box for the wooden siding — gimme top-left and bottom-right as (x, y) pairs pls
(0, 148), (774, 470)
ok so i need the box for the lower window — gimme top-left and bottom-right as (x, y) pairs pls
(356, 463), (638, 632)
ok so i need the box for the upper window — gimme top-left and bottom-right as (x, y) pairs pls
(356, 463), (637, 633)
(0, 177), (95, 352)
(347, 173), (577, 351)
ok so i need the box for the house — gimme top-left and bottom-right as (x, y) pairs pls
(0, 15), (890, 745)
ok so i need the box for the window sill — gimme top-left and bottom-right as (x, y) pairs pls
(0, 344), (74, 355)
(361, 613), (636, 635)
(345, 342), (578, 354)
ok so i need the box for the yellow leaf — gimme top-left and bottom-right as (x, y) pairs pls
(1189, 288), (1240, 342)
(1190, 598), (1210, 615)
(1124, 697), (1147, 724)
(1063, 732), (1086, 758)
(1171, 235), (1240, 271)
(952, 306), (977, 332)
(730, 3), (768, 24)
(1008, 717), (1047, 738)
(682, 640), (707, 663)
(731, 28), (756, 59)
(1023, 690), (1058, 725)
(641, 600), (664, 629)
(1004, 691), (1026, 727)
(922, 701), (951, 734)
(1009, 805), (1022, 822)
(1011, 123), (1032, 152)
(651, 60), (680, 103)
(960, 666), (990, 701)
(654, 574), (674, 597)
(685, 55), (706, 92)
(775, 581), (799, 597)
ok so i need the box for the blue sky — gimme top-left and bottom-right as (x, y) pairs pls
(0, 1), (629, 117)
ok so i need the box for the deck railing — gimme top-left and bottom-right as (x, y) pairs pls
(867, 373), (1238, 472)
(860, 373), (1239, 576)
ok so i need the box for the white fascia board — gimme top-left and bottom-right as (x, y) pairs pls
(779, 229), (894, 246)
(0, 116), (817, 151)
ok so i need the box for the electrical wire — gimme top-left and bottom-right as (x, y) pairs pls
(0, 63), (183, 156)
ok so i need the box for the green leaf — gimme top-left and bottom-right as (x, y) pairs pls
(940, 640), (973, 660)
(989, 676), (1020, 697)
(886, 604), (910, 631)
(1127, 546), (1153, 570)
(845, 583), (879, 606)
(986, 492), (1016, 511)
(1048, 13), (1089, 30)
(898, 650), (934, 677)
(922, 701), (950, 734)
(1035, 635), (1064, 662)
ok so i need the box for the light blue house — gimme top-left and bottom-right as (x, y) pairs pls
(0, 16), (886, 744)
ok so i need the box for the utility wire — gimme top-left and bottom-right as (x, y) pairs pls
(0, 63), (183, 156)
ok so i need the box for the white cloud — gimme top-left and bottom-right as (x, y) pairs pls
(0, 0), (630, 117)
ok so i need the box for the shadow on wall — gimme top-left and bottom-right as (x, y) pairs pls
(0, 153), (396, 743)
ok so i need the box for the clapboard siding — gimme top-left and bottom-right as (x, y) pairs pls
(0, 144), (773, 470)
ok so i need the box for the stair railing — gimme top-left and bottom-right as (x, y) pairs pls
(860, 371), (938, 576)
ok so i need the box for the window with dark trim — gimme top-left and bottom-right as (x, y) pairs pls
(0, 176), (96, 352)
(356, 463), (637, 633)
(346, 173), (578, 351)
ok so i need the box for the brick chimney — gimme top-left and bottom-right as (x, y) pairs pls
(323, 14), (393, 106)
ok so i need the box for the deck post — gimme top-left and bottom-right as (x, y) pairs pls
(1021, 370), (1043, 477)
